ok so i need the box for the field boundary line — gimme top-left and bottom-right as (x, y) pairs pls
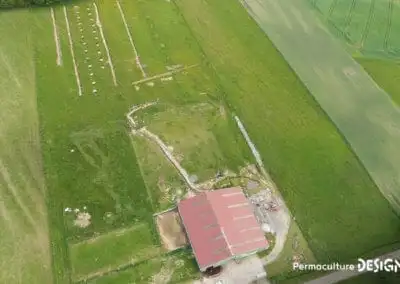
(384, 0), (394, 51)
(360, 0), (376, 49)
(116, 0), (147, 78)
(71, 223), (146, 247)
(343, 0), (356, 35)
(93, 2), (118, 86)
(131, 64), (198, 86)
(63, 6), (83, 96)
(50, 8), (63, 66)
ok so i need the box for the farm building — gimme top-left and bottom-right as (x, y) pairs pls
(177, 187), (268, 272)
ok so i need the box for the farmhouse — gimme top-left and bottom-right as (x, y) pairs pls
(178, 187), (268, 272)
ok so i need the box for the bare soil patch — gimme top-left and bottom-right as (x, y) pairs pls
(155, 209), (188, 251)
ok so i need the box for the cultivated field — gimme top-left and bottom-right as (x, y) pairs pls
(308, 0), (400, 58)
(0, 10), (52, 284)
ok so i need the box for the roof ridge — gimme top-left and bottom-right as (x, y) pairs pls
(205, 191), (233, 256)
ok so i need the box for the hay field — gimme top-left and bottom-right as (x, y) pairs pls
(0, 10), (52, 284)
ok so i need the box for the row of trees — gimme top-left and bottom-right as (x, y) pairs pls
(0, 0), (68, 8)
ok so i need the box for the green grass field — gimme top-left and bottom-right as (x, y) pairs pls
(2, 0), (400, 282)
(357, 58), (400, 104)
(308, 0), (400, 58)
(0, 10), (52, 284)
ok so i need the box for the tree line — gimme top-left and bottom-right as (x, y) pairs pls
(0, 0), (69, 8)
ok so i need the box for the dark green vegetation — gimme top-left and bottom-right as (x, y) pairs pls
(308, 0), (400, 58)
(0, 0), (67, 8)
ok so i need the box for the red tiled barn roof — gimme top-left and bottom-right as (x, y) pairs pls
(177, 187), (268, 271)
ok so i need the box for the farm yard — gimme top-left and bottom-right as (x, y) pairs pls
(0, 0), (400, 283)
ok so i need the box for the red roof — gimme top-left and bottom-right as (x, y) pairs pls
(177, 187), (268, 271)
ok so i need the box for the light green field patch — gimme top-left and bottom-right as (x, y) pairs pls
(0, 10), (52, 284)
(70, 223), (162, 281)
(308, 0), (400, 58)
(141, 103), (247, 182)
(131, 135), (187, 212)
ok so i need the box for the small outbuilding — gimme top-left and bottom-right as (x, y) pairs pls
(177, 187), (269, 272)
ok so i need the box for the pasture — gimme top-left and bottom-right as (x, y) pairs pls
(0, 10), (52, 284)
(308, 0), (400, 58)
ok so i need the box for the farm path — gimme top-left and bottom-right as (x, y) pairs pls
(235, 116), (292, 265)
(305, 249), (400, 284)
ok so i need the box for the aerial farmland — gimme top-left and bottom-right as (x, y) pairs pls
(1, 0), (400, 284)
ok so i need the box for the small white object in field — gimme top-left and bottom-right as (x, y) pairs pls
(93, 89), (97, 94)
(88, 64), (92, 68)
(92, 81), (96, 85)
(93, 31), (96, 34)
(90, 72), (94, 76)
(88, 12), (92, 16)
(100, 58), (104, 62)
(97, 51), (101, 55)
(81, 35), (84, 39)
(74, 5), (79, 9)
(79, 28), (83, 32)
(135, 85), (140, 91)
(70, 149), (75, 153)
(64, 207), (72, 212)
(101, 66), (105, 69)
(83, 206), (87, 210)
(84, 49), (88, 53)
(74, 208), (80, 213)
(146, 82), (155, 87)
(83, 42), (87, 46)
(95, 37), (99, 40)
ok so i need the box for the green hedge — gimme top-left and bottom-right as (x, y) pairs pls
(0, 0), (69, 8)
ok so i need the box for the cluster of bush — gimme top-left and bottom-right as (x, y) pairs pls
(0, 0), (68, 8)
